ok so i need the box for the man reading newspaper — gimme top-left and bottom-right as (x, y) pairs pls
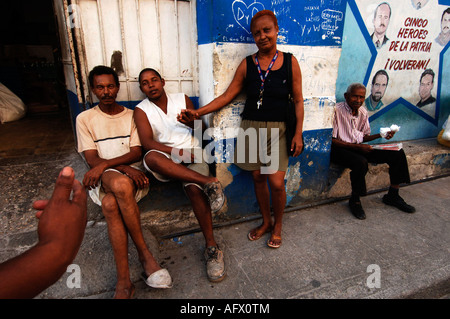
(330, 83), (415, 220)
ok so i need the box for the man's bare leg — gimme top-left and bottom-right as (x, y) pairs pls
(101, 172), (161, 287)
(184, 185), (216, 248)
(101, 192), (134, 299)
(184, 184), (226, 282)
(145, 151), (217, 186)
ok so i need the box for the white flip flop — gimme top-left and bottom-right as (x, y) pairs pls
(141, 269), (173, 289)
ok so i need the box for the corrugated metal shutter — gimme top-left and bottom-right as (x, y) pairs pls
(74, 0), (197, 104)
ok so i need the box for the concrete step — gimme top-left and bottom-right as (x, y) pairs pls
(1, 141), (448, 301)
(139, 138), (450, 238)
(2, 175), (444, 300)
(326, 138), (450, 199)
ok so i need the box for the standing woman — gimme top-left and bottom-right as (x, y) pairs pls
(179, 10), (304, 248)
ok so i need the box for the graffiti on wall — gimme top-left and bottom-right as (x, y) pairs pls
(232, 0), (265, 35)
(217, 0), (346, 46)
(337, 0), (450, 133)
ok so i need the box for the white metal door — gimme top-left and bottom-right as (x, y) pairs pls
(73, 0), (198, 105)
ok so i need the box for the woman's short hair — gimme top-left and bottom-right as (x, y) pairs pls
(250, 10), (278, 33)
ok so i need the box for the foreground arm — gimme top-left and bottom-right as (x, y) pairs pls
(0, 167), (87, 299)
(199, 58), (247, 116)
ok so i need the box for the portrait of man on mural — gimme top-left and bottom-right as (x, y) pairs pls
(411, 0), (429, 10)
(436, 8), (450, 47)
(371, 2), (391, 49)
(416, 69), (436, 117)
(365, 69), (389, 112)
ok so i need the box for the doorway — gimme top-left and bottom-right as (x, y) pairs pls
(0, 0), (74, 161)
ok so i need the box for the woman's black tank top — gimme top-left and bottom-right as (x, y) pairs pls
(242, 52), (290, 122)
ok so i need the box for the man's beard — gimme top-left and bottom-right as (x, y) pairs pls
(371, 93), (382, 102)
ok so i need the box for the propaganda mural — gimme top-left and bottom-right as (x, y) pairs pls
(337, 0), (450, 140)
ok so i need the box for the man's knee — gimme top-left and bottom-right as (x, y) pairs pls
(184, 184), (209, 207)
(185, 184), (205, 199)
(107, 175), (135, 198)
(352, 157), (369, 174)
(144, 151), (166, 170)
(102, 193), (119, 215)
(393, 149), (407, 163)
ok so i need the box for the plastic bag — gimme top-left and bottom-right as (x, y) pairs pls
(0, 82), (26, 123)
(442, 115), (450, 141)
(380, 124), (400, 138)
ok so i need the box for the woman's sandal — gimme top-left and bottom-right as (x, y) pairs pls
(267, 234), (282, 249)
(247, 225), (272, 241)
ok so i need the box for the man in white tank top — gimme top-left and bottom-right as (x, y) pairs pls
(134, 68), (226, 283)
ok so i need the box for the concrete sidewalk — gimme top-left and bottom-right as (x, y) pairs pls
(32, 175), (450, 300)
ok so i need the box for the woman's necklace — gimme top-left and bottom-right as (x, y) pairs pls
(254, 50), (278, 110)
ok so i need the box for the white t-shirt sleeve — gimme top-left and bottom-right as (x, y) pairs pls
(76, 112), (96, 153)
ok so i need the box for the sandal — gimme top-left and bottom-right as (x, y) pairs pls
(267, 234), (282, 249)
(247, 225), (272, 241)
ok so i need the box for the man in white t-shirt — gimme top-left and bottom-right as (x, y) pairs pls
(134, 68), (226, 283)
(76, 66), (172, 298)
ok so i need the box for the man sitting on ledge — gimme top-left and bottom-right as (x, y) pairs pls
(330, 83), (415, 220)
(133, 68), (226, 283)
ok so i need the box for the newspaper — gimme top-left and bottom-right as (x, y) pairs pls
(371, 143), (403, 151)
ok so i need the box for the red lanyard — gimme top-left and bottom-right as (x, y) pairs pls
(255, 50), (278, 109)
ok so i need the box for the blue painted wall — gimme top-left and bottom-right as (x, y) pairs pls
(211, 129), (332, 218)
(198, 0), (347, 46)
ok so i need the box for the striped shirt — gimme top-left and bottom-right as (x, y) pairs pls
(76, 105), (141, 161)
(332, 101), (371, 144)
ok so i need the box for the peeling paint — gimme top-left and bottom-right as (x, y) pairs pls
(110, 50), (124, 75)
(212, 102), (244, 139)
(285, 161), (302, 200)
(217, 163), (234, 188)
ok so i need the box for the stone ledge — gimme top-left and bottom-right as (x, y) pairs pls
(326, 138), (450, 199)
(138, 138), (450, 237)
